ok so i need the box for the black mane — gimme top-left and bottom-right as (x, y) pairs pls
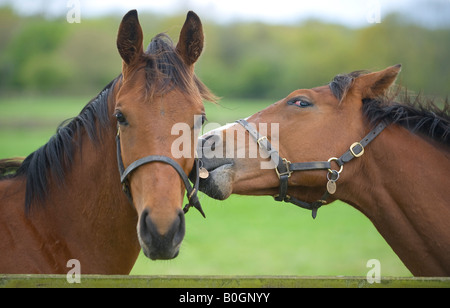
(329, 71), (450, 146)
(14, 79), (116, 213)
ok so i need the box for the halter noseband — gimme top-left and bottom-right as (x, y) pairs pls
(236, 119), (386, 219)
(116, 129), (205, 218)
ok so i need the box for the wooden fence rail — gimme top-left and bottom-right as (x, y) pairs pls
(1, 275), (449, 288)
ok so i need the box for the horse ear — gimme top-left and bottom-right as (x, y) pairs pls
(117, 10), (144, 66)
(354, 64), (402, 99)
(176, 11), (204, 66)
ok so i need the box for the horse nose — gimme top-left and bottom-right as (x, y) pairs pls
(197, 134), (235, 173)
(138, 208), (185, 260)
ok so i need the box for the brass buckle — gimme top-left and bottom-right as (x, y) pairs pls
(275, 158), (292, 179)
(257, 136), (268, 149)
(349, 142), (364, 158)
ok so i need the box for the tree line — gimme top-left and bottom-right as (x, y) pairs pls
(0, 6), (449, 100)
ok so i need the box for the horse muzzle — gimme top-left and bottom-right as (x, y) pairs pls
(137, 208), (185, 260)
(196, 136), (235, 200)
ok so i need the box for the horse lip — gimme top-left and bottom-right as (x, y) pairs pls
(147, 249), (179, 261)
(141, 241), (180, 260)
(205, 162), (233, 176)
(198, 157), (234, 173)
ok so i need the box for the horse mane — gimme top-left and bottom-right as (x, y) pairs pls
(10, 79), (116, 213)
(329, 71), (450, 147)
(1, 33), (216, 213)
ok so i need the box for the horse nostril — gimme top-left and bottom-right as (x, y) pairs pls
(172, 209), (186, 247)
(139, 208), (152, 243)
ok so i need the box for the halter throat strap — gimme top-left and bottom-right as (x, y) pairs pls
(236, 119), (387, 219)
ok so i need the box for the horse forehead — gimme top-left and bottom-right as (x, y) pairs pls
(158, 90), (205, 115)
(312, 85), (333, 95)
(287, 85), (332, 99)
(117, 83), (201, 109)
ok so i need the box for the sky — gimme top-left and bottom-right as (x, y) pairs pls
(2, 0), (450, 28)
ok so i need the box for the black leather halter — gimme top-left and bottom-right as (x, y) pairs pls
(236, 119), (386, 219)
(116, 129), (205, 218)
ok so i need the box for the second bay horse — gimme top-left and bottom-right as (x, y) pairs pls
(198, 65), (449, 276)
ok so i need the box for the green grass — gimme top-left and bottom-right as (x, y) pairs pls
(0, 96), (411, 276)
(131, 195), (410, 276)
(0, 96), (90, 158)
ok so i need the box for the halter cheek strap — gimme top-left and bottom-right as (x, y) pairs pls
(236, 119), (386, 219)
(116, 129), (205, 218)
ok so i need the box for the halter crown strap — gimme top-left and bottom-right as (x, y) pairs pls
(336, 122), (386, 166)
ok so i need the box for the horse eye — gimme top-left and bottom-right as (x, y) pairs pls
(114, 111), (128, 125)
(194, 114), (207, 130)
(297, 100), (311, 108)
(288, 98), (312, 108)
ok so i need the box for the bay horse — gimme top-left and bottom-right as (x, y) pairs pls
(198, 65), (450, 276)
(0, 10), (215, 274)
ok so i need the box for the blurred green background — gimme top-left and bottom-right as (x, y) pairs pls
(1, 5), (449, 99)
(2, 1), (449, 276)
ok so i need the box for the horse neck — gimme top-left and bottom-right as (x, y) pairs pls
(337, 124), (450, 276)
(31, 97), (140, 274)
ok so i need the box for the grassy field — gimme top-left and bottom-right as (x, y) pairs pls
(0, 95), (411, 276)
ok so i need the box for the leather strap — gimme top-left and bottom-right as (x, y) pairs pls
(116, 133), (205, 218)
(236, 119), (333, 218)
(236, 119), (387, 219)
(290, 161), (332, 171)
(337, 122), (386, 166)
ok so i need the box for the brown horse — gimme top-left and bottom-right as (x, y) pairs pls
(198, 65), (450, 276)
(0, 10), (215, 274)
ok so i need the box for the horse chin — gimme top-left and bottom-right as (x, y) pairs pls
(141, 244), (180, 261)
(138, 233), (181, 260)
(198, 163), (234, 200)
(136, 208), (185, 261)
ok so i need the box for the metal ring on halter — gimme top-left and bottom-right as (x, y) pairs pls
(327, 157), (343, 174)
(327, 170), (340, 181)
